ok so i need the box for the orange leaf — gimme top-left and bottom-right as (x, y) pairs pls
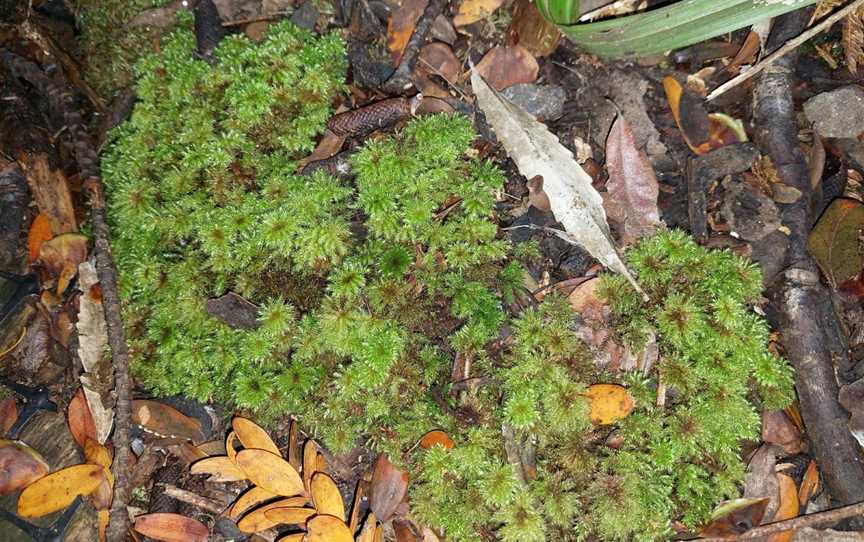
(133, 513), (209, 542)
(288, 419), (301, 471)
(276, 534), (306, 542)
(798, 460), (820, 507)
(263, 506), (316, 525)
(229, 486), (279, 519)
(303, 439), (318, 493)
(17, 464), (104, 518)
(226, 431), (240, 465)
(131, 400), (205, 443)
(395, 519), (421, 542)
(662, 76), (711, 154)
(306, 514), (353, 542)
(232, 416), (281, 457)
(98, 508), (109, 542)
(767, 473), (799, 542)
(453, 0), (504, 26)
(235, 449), (305, 497)
(38, 233), (88, 294)
(68, 388), (97, 449)
(585, 384), (635, 425)
(27, 214), (53, 264)
(369, 455), (408, 522)
(387, 0), (429, 65)
(236, 496), (308, 533)
(419, 430), (455, 450)
(190, 456), (247, 482)
(311, 472), (345, 520)
(0, 398), (18, 437)
(84, 439), (113, 470)
(0, 440), (49, 495)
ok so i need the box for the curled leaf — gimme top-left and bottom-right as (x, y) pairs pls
(132, 400), (205, 443)
(229, 486), (279, 519)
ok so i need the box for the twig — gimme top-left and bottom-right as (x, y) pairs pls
(381, 0), (449, 95)
(696, 501), (864, 541)
(159, 485), (227, 515)
(707, 0), (864, 101)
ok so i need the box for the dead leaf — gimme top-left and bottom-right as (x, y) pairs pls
(417, 42), (461, 84)
(311, 472), (345, 520)
(303, 439), (318, 492)
(236, 496), (309, 532)
(276, 534), (306, 542)
(843, 5), (864, 74)
(663, 76), (711, 154)
(584, 384), (634, 425)
(232, 416), (281, 457)
(453, 0), (504, 26)
(230, 486), (279, 519)
(744, 445), (780, 523)
(98, 508), (109, 542)
(726, 31), (761, 74)
(798, 460), (820, 506)
(526, 175), (551, 212)
(27, 214), (53, 264)
(306, 514), (354, 542)
(357, 513), (379, 542)
(369, 454), (408, 522)
(133, 513), (209, 542)
(395, 519), (421, 542)
(349, 482), (367, 532)
(768, 473), (799, 542)
(236, 449), (306, 497)
(761, 410), (803, 454)
(67, 388), (98, 449)
(190, 456), (247, 482)
(471, 67), (643, 295)
(227, 431), (240, 465)
(298, 130), (346, 172)
(474, 45), (539, 91)
(39, 233), (88, 295)
(567, 277), (602, 313)
(604, 114), (662, 244)
(17, 463), (104, 518)
(808, 198), (864, 287)
(0, 398), (18, 436)
(132, 400), (205, 443)
(18, 152), (77, 235)
(419, 430), (454, 450)
(263, 506), (317, 525)
(387, 0), (429, 65)
(0, 440), (49, 495)
(700, 498), (770, 537)
(508, 0), (561, 57)
(288, 420), (301, 471)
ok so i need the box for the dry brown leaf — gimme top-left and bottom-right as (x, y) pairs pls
(67, 388), (98, 449)
(699, 498), (770, 537)
(17, 464), (104, 518)
(768, 473), (799, 542)
(508, 0), (561, 57)
(453, 0), (504, 26)
(196, 439), (226, 456)
(567, 277), (602, 313)
(236, 496), (309, 532)
(0, 440), (49, 495)
(230, 486), (279, 519)
(298, 130), (346, 172)
(417, 42), (461, 84)
(395, 519), (421, 542)
(843, 6), (864, 74)
(288, 420), (301, 471)
(798, 460), (820, 507)
(39, 233), (88, 295)
(27, 214), (53, 264)
(18, 152), (77, 235)
(236, 449), (306, 497)
(663, 76), (711, 154)
(133, 513), (209, 542)
(132, 400), (206, 443)
(306, 514), (354, 542)
(232, 416), (281, 457)
(311, 472), (345, 520)
(303, 439), (318, 492)
(761, 410), (803, 454)
(263, 506), (317, 525)
(369, 454), (409, 522)
(726, 31), (761, 74)
(419, 430), (455, 450)
(350, 485), (368, 533)
(0, 398), (18, 436)
(584, 384), (635, 425)
(387, 0), (429, 65)
(190, 456), (247, 482)
(474, 45), (539, 91)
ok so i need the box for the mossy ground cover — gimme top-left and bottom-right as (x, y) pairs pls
(103, 21), (795, 541)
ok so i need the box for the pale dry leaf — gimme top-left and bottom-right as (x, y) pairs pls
(470, 67), (644, 296)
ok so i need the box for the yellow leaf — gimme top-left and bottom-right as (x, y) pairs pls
(229, 486), (279, 520)
(311, 472), (345, 520)
(585, 384), (635, 425)
(263, 506), (316, 525)
(306, 514), (353, 542)
(453, 0), (505, 26)
(237, 496), (308, 533)
(236, 449), (305, 497)
(17, 464), (104, 518)
(84, 439), (112, 470)
(226, 431), (239, 465)
(232, 416), (281, 457)
(356, 512), (378, 542)
(768, 473), (799, 542)
(276, 534), (305, 542)
(190, 456), (247, 482)
(303, 439), (318, 492)
(98, 509), (109, 542)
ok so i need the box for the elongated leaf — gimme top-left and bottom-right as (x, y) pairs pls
(190, 456), (247, 482)
(236, 449), (305, 497)
(264, 506), (316, 525)
(237, 496), (309, 532)
(369, 455), (408, 523)
(229, 486), (279, 519)
(306, 514), (353, 542)
(17, 464), (104, 518)
(133, 513), (209, 542)
(605, 115), (661, 245)
(311, 472), (345, 520)
(131, 400), (205, 443)
(471, 68), (644, 296)
(232, 416), (281, 457)
(303, 439), (318, 492)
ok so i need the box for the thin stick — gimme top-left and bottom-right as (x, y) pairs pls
(707, 0), (864, 101)
(697, 501), (864, 540)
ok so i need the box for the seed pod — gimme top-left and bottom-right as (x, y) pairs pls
(327, 95), (422, 137)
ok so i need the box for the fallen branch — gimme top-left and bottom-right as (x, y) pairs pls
(159, 485), (227, 515)
(381, 0), (449, 95)
(2, 52), (134, 542)
(707, 0), (864, 101)
(697, 501), (864, 541)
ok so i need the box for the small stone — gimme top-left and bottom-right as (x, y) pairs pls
(290, 1), (319, 30)
(501, 83), (566, 121)
(803, 85), (864, 139)
(430, 14), (457, 44)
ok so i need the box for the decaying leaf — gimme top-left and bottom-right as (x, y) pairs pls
(311, 472), (345, 520)
(132, 400), (206, 443)
(232, 416), (281, 457)
(417, 42), (461, 84)
(761, 410), (803, 455)
(18, 152), (77, 236)
(768, 473), (799, 542)
(369, 454), (409, 522)
(744, 445), (781, 523)
(133, 513), (209, 542)
(584, 384), (635, 425)
(508, 0), (561, 57)
(298, 130), (346, 172)
(387, 0), (429, 65)
(227, 431), (240, 465)
(474, 45), (539, 91)
(27, 214), (53, 264)
(0, 440), (49, 495)
(236, 449), (306, 497)
(236, 496), (309, 532)
(663, 76), (711, 154)
(190, 456), (247, 482)
(604, 115), (662, 245)
(67, 387), (98, 449)
(808, 198), (864, 287)
(306, 514), (354, 542)
(453, 0), (504, 26)
(471, 67), (643, 296)
(230, 486), (279, 519)
(349, 482), (367, 532)
(419, 430), (455, 450)
(39, 233), (88, 295)
(700, 498), (770, 537)
(17, 463), (104, 518)
(263, 506), (317, 525)
(0, 398), (18, 436)
(798, 460), (820, 506)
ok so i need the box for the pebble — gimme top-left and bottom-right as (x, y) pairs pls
(501, 83), (566, 121)
(803, 85), (864, 139)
